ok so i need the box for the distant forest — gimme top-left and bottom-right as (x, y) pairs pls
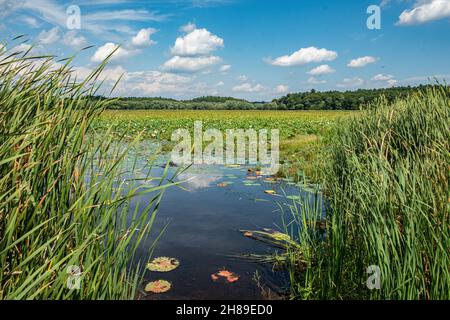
(103, 85), (437, 110)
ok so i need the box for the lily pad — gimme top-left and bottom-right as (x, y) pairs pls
(244, 183), (261, 186)
(218, 182), (234, 187)
(211, 269), (240, 283)
(147, 257), (180, 272)
(145, 280), (171, 293)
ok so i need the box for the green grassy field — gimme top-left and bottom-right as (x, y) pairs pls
(96, 109), (357, 180)
(97, 109), (355, 140)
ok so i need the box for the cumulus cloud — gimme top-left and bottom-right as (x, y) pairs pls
(307, 64), (336, 75)
(219, 64), (231, 73)
(71, 64), (197, 96)
(397, 0), (450, 25)
(347, 56), (378, 68)
(337, 77), (365, 88)
(63, 31), (88, 50)
(307, 77), (326, 85)
(237, 75), (248, 82)
(162, 24), (225, 74)
(162, 55), (222, 72)
(91, 43), (137, 63)
(387, 79), (398, 86)
(126, 70), (193, 95)
(171, 27), (224, 56)
(371, 73), (394, 81)
(370, 74), (398, 87)
(37, 27), (60, 45)
(180, 22), (197, 33)
(267, 46), (337, 67)
(232, 82), (265, 93)
(132, 28), (158, 47)
(275, 84), (289, 93)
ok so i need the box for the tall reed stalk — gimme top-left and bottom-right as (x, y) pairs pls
(276, 86), (449, 299)
(0, 43), (172, 299)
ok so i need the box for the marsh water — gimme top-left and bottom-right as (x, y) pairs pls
(120, 144), (321, 300)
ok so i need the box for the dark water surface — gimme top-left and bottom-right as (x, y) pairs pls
(123, 151), (317, 300)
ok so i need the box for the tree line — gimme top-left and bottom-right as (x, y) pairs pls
(102, 85), (437, 110)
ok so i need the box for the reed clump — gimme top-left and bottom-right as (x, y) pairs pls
(0, 45), (171, 299)
(280, 86), (449, 299)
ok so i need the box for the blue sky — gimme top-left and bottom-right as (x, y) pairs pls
(1, 0), (449, 100)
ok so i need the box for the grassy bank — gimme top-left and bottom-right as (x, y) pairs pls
(0, 49), (172, 299)
(267, 86), (450, 299)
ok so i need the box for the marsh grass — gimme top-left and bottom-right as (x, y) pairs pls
(0, 44), (174, 299)
(251, 86), (450, 299)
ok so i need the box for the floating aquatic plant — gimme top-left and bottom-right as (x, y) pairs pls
(147, 257), (180, 272)
(145, 280), (171, 293)
(211, 269), (240, 283)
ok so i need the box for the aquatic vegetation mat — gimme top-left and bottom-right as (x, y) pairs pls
(147, 257), (180, 272)
(145, 280), (172, 293)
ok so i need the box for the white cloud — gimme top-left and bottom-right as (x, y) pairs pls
(387, 79), (398, 86)
(370, 74), (398, 87)
(380, 0), (391, 8)
(127, 71), (221, 97)
(216, 81), (225, 86)
(337, 77), (365, 88)
(63, 31), (88, 50)
(219, 64), (231, 73)
(307, 64), (336, 75)
(72, 65), (196, 96)
(371, 73), (394, 81)
(91, 43), (137, 63)
(171, 27), (224, 56)
(232, 82), (265, 93)
(162, 55), (222, 72)
(20, 15), (40, 28)
(0, 0), (22, 18)
(347, 56), (378, 68)
(237, 75), (248, 82)
(83, 9), (168, 23)
(132, 28), (158, 47)
(275, 84), (289, 93)
(180, 22), (197, 33)
(397, 0), (450, 25)
(267, 46), (338, 67)
(3, 1), (167, 39)
(37, 26), (60, 45)
(307, 77), (326, 85)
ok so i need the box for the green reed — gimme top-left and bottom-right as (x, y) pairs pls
(0, 44), (173, 299)
(273, 86), (449, 299)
